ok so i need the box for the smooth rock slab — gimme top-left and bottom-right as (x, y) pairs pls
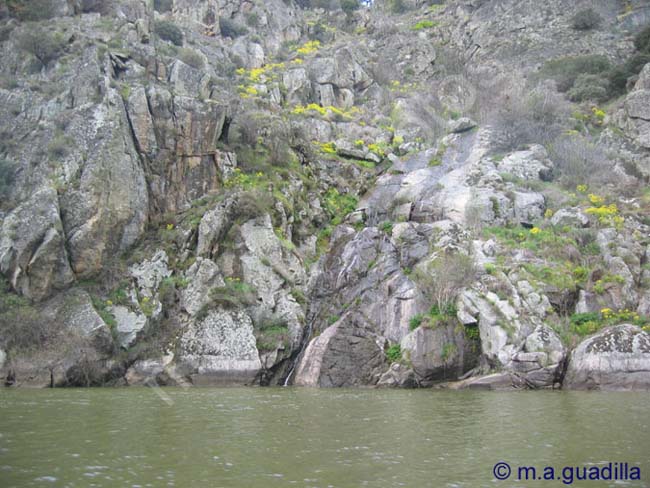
(293, 313), (387, 387)
(564, 324), (650, 391)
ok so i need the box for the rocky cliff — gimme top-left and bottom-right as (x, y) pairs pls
(1, 0), (650, 390)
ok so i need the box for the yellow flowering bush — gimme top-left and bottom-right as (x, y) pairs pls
(583, 194), (624, 228)
(316, 141), (337, 154)
(291, 104), (360, 120)
(296, 40), (320, 55)
(587, 193), (605, 206)
(224, 168), (267, 189)
(591, 106), (606, 125)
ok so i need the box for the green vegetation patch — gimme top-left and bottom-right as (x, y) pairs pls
(323, 188), (358, 226)
(386, 343), (402, 363)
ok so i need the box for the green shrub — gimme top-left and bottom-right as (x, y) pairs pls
(17, 29), (66, 66)
(412, 20), (436, 31)
(409, 313), (424, 331)
(154, 20), (183, 46)
(230, 190), (276, 222)
(486, 85), (570, 152)
(219, 17), (248, 39)
(570, 312), (601, 336)
(379, 221), (393, 234)
(568, 73), (610, 102)
(0, 279), (50, 352)
(634, 25), (650, 54)
(78, 0), (113, 14)
(255, 316), (290, 352)
(208, 279), (257, 308)
(608, 53), (650, 96)
(388, 0), (407, 14)
(572, 266), (589, 283)
(245, 12), (259, 27)
(385, 343), (402, 363)
(47, 135), (70, 159)
(341, 0), (360, 14)
(571, 8), (602, 31)
(539, 55), (611, 92)
(6, 0), (56, 21)
(465, 324), (480, 341)
(178, 48), (204, 69)
(548, 135), (609, 189)
(323, 188), (358, 225)
(0, 159), (15, 199)
(413, 253), (475, 313)
(153, 0), (173, 13)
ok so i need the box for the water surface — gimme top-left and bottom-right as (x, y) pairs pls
(1, 388), (648, 487)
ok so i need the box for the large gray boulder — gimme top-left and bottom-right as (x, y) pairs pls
(400, 324), (471, 385)
(564, 324), (650, 391)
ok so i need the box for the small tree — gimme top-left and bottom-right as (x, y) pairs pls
(219, 17), (248, 39)
(414, 253), (476, 312)
(548, 135), (610, 189)
(341, 0), (361, 15)
(6, 0), (56, 21)
(571, 8), (602, 31)
(568, 73), (609, 102)
(17, 29), (66, 67)
(539, 54), (611, 92)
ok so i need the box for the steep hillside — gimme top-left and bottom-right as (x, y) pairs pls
(1, 0), (650, 390)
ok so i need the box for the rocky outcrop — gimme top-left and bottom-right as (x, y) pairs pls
(400, 324), (478, 385)
(564, 325), (650, 390)
(294, 312), (387, 387)
(177, 308), (261, 385)
(622, 64), (650, 151)
(0, 187), (74, 301)
(3, 0), (650, 392)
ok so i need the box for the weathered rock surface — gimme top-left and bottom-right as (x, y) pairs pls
(564, 325), (650, 391)
(0, 187), (74, 301)
(177, 309), (261, 385)
(294, 313), (387, 387)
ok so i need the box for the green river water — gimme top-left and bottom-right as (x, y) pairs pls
(0, 388), (648, 487)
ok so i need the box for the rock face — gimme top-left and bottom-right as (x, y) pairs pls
(564, 325), (650, 391)
(177, 309), (262, 385)
(400, 325), (476, 385)
(622, 65), (650, 151)
(2, 0), (650, 391)
(0, 187), (74, 301)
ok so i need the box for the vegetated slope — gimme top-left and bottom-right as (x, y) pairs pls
(0, 0), (649, 390)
